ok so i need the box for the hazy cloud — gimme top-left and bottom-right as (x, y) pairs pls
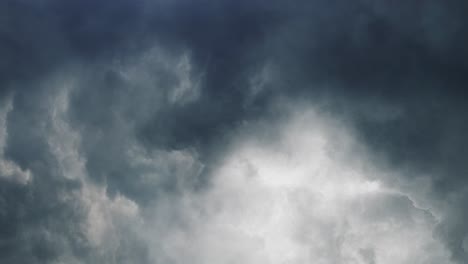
(1, 1), (468, 263)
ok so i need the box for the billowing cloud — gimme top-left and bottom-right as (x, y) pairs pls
(1, 1), (468, 263)
(139, 105), (452, 264)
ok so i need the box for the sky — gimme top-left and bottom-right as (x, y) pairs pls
(1, 0), (468, 263)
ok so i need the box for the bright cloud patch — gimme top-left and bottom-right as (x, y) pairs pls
(145, 108), (453, 264)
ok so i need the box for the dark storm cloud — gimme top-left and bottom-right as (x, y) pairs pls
(258, 2), (468, 261)
(1, 90), (89, 263)
(1, 0), (468, 263)
(1, 0), (281, 148)
(0, 1), (280, 262)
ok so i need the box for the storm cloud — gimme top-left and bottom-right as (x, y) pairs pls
(1, 0), (468, 263)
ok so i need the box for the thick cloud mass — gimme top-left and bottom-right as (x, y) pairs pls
(1, 0), (468, 263)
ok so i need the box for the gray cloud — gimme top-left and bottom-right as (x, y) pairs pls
(1, 0), (468, 263)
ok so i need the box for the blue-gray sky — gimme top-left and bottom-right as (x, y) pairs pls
(1, 1), (468, 263)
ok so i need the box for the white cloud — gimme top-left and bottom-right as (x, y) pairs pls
(144, 105), (453, 264)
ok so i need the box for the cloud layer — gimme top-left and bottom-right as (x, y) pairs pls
(1, 1), (468, 263)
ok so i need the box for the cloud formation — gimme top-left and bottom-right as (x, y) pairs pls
(1, 0), (468, 263)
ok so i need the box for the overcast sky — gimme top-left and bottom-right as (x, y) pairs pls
(1, 1), (468, 263)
